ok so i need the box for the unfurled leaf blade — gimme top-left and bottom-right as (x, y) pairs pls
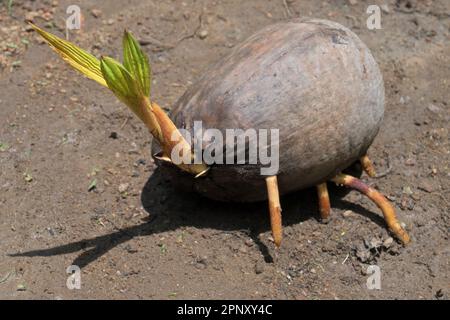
(30, 23), (107, 87)
(123, 30), (151, 96)
(100, 57), (144, 119)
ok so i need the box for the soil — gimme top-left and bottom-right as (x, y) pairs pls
(0, 0), (449, 299)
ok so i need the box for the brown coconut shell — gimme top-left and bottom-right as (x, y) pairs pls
(153, 18), (384, 202)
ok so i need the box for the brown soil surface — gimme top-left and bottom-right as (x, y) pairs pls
(0, 0), (448, 299)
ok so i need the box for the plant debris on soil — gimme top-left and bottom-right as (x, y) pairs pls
(0, 0), (449, 299)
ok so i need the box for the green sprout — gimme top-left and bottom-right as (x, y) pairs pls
(30, 23), (208, 176)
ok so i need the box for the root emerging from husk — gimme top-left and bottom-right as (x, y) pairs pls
(316, 182), (331, 223)
(360, 155), (376, 178)
(266, 176), (283, 247)
(331, 173), (410, 245)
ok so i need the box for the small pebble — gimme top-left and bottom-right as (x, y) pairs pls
(380, 4), (390, 14)
(17, 284), (27, 291)
(342, 210), (353, 218)
(383, 237), (394, 248)
(402, 186), (413, 195)
(198, 30), (208, 39)
(91, 9), (102, 18)
(405, 158), (416, 166)
(109, 132), (118, 139)
(136, 159), (146, 166)
(118, 183), (129, 193)
(254, 261), (265, 274)
(427, 104), (441, 114)
(131, 171), (140, 178)
(195, 257), (208, 270)
(418, 181), (434, 193)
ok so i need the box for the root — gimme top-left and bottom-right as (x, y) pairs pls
(360, 155), (376, 178)
(316, 183), (331, 223)
(331, 173), (410, 245)
(265, 176), (283, 247)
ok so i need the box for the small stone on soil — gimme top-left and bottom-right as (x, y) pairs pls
(402, 186), (413, 195)
(118, 183), (129, 193)
(17, 284), (27, 291)
(254, 261), (265, 274)
(131, 171), (140, 178)
(427, 104), (441, 114)
(136, 159), (146, 166)
(342, 210), (353, 218)
(380, 4), (390, 14)
(383, 237), (394, 249)
(91, 9), (102, 18)
(245, 239), (254, 247)
(198, 30), (208, 39)
(418, 181), (435, 193)
(195, 257), (208, 270)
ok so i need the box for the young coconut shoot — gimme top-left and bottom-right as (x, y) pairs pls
(31, 24), (284, 246)
(30, 23), (209, 177)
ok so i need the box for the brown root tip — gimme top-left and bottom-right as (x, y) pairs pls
(331, 173), (410, 245)
(360, 155), (376, 178)
(316, 182), (331, 223)
(266, 176), (283, 247)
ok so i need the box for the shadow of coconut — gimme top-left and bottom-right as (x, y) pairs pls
(10, 162), (385, 268)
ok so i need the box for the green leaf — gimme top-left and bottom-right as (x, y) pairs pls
(0, 142), (9, 152)
(158, 243), (167, 254)
(100, 56), (144, 119)
(30, 23), (107, 87)
(88, 179), (97, 191)
(123, 30), (151, 97)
